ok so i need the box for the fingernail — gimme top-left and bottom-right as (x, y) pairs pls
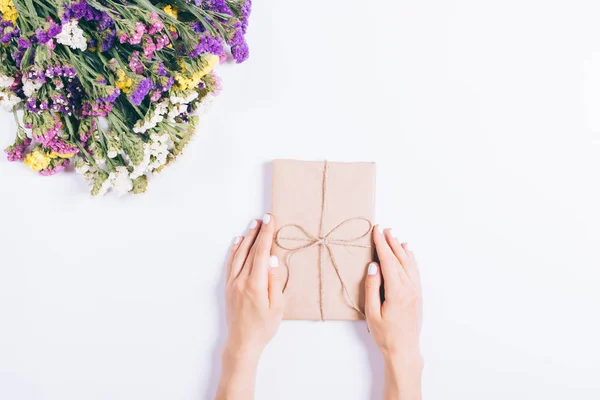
(262, 214), (271, 225)
(388, 228), (395, 239)
(233, 236), (241, 245)
(403, 242), (409, 251)
(376, 225), (382, 234)
(269, 255), (279, 268)
(248, 219), (258, 230)
(368, 262), (378, 275)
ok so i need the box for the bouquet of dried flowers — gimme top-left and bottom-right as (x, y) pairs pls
(1, 0), (250, 194)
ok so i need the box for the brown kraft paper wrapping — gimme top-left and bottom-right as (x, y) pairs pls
(271, 159), (376, 321)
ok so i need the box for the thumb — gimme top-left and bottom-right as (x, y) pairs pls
(268, 255), (283, 310)
(365, 262), (382, 319)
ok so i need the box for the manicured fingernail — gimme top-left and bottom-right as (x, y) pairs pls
(388, 228), (395, 239)
(269, 255), (279, 268)
(262, 214), (271, 225)
(233, 236), (241, 245)
(368, 262), (378, 275)
(403, 242), (409, 251)
(376, 225), (382, 234)
(248, 219), (258, 230)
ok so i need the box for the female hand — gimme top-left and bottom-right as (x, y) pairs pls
(365, 226), (423, 400)
(216, 214), (283, 400)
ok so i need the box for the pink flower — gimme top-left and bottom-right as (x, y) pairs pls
(148, 12), (164, 35)
(143, 37), (156, 59)
(155, 34), (169, 51)
(149, 90), (161, 102)
(129, 51), (144, 74)
(129, 22), (146, 45)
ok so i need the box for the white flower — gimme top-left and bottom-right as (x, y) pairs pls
(56, 20), (88, 51)
(22, 79), (43, 97)
(147, 133), (173, 170)
(0, 90), (22, 111)
(167, 104), (188, 122)
(128, 145), (152, 179)
(195, 94), (215, 115)
(0, 75), (15, 88)
(97, 176), (113, 196)
(170, 91), (198, 105)
(75, 162), (91, 175)
(128, 132), (173, 179)
(133, 100), (168, 133)
(112, 166), (133, 195)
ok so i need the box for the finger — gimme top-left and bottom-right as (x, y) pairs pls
(249, 214), (276, 288)
(401, 242), (421, 285)
(226, 236), (243, 281)
(373, 225), (403, 292)
(385, 230), (419, 282)
(364, 262), (382, 319)
(268, 255), (283, 310)
(402, 242), (416, 260)
(230, 219), (261, 281)
(381, 228), (411, 284)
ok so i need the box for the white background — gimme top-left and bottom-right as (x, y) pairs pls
(1, 0), (600, 399)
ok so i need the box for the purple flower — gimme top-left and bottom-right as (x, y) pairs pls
(0, 32), (12, 43)
(98, 12), (114, 31)
(101, 30), (116, 51)
(101, 87), (121, 103)
(47, 22), (62, 38)
(157, 62), (166, 76)
(4, 137), (31, 162)
(190, 21), (205, 33)
(190, 34), (224, 58)
(17, 37), (31, 49)
(240, 0), (252, 34)
(61, 8), (72, 23)
(35, 29), (50, 44)
(39, 158), (71, 176)
(25, 97), (41, 113)
(203, 0), (233, 16)
(0, 22), (19, 43)
(70, 0), (101, 21)
(229, 31), (249, 63)
(129, 78), (152, 106)
(161, 76), (174, 92)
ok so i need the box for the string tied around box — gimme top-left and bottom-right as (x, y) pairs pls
(274, 161), (372, 321)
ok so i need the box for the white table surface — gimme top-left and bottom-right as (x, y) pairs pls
(1, 0), (600, 399)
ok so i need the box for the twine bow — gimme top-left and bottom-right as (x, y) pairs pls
(274, 161), (372, 320)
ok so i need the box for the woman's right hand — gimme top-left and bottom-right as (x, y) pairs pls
(365, 226), (423, 400)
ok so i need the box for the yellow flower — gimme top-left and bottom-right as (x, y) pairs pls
(163, 5), (178, 19)
(199, 54), (219, 76)
(175, 54), (219, 91)
(115, 69), (133, 94)
(24, 149), (51, 171)
(0, 0), (18, 24)
(49, 152), (75, 159)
